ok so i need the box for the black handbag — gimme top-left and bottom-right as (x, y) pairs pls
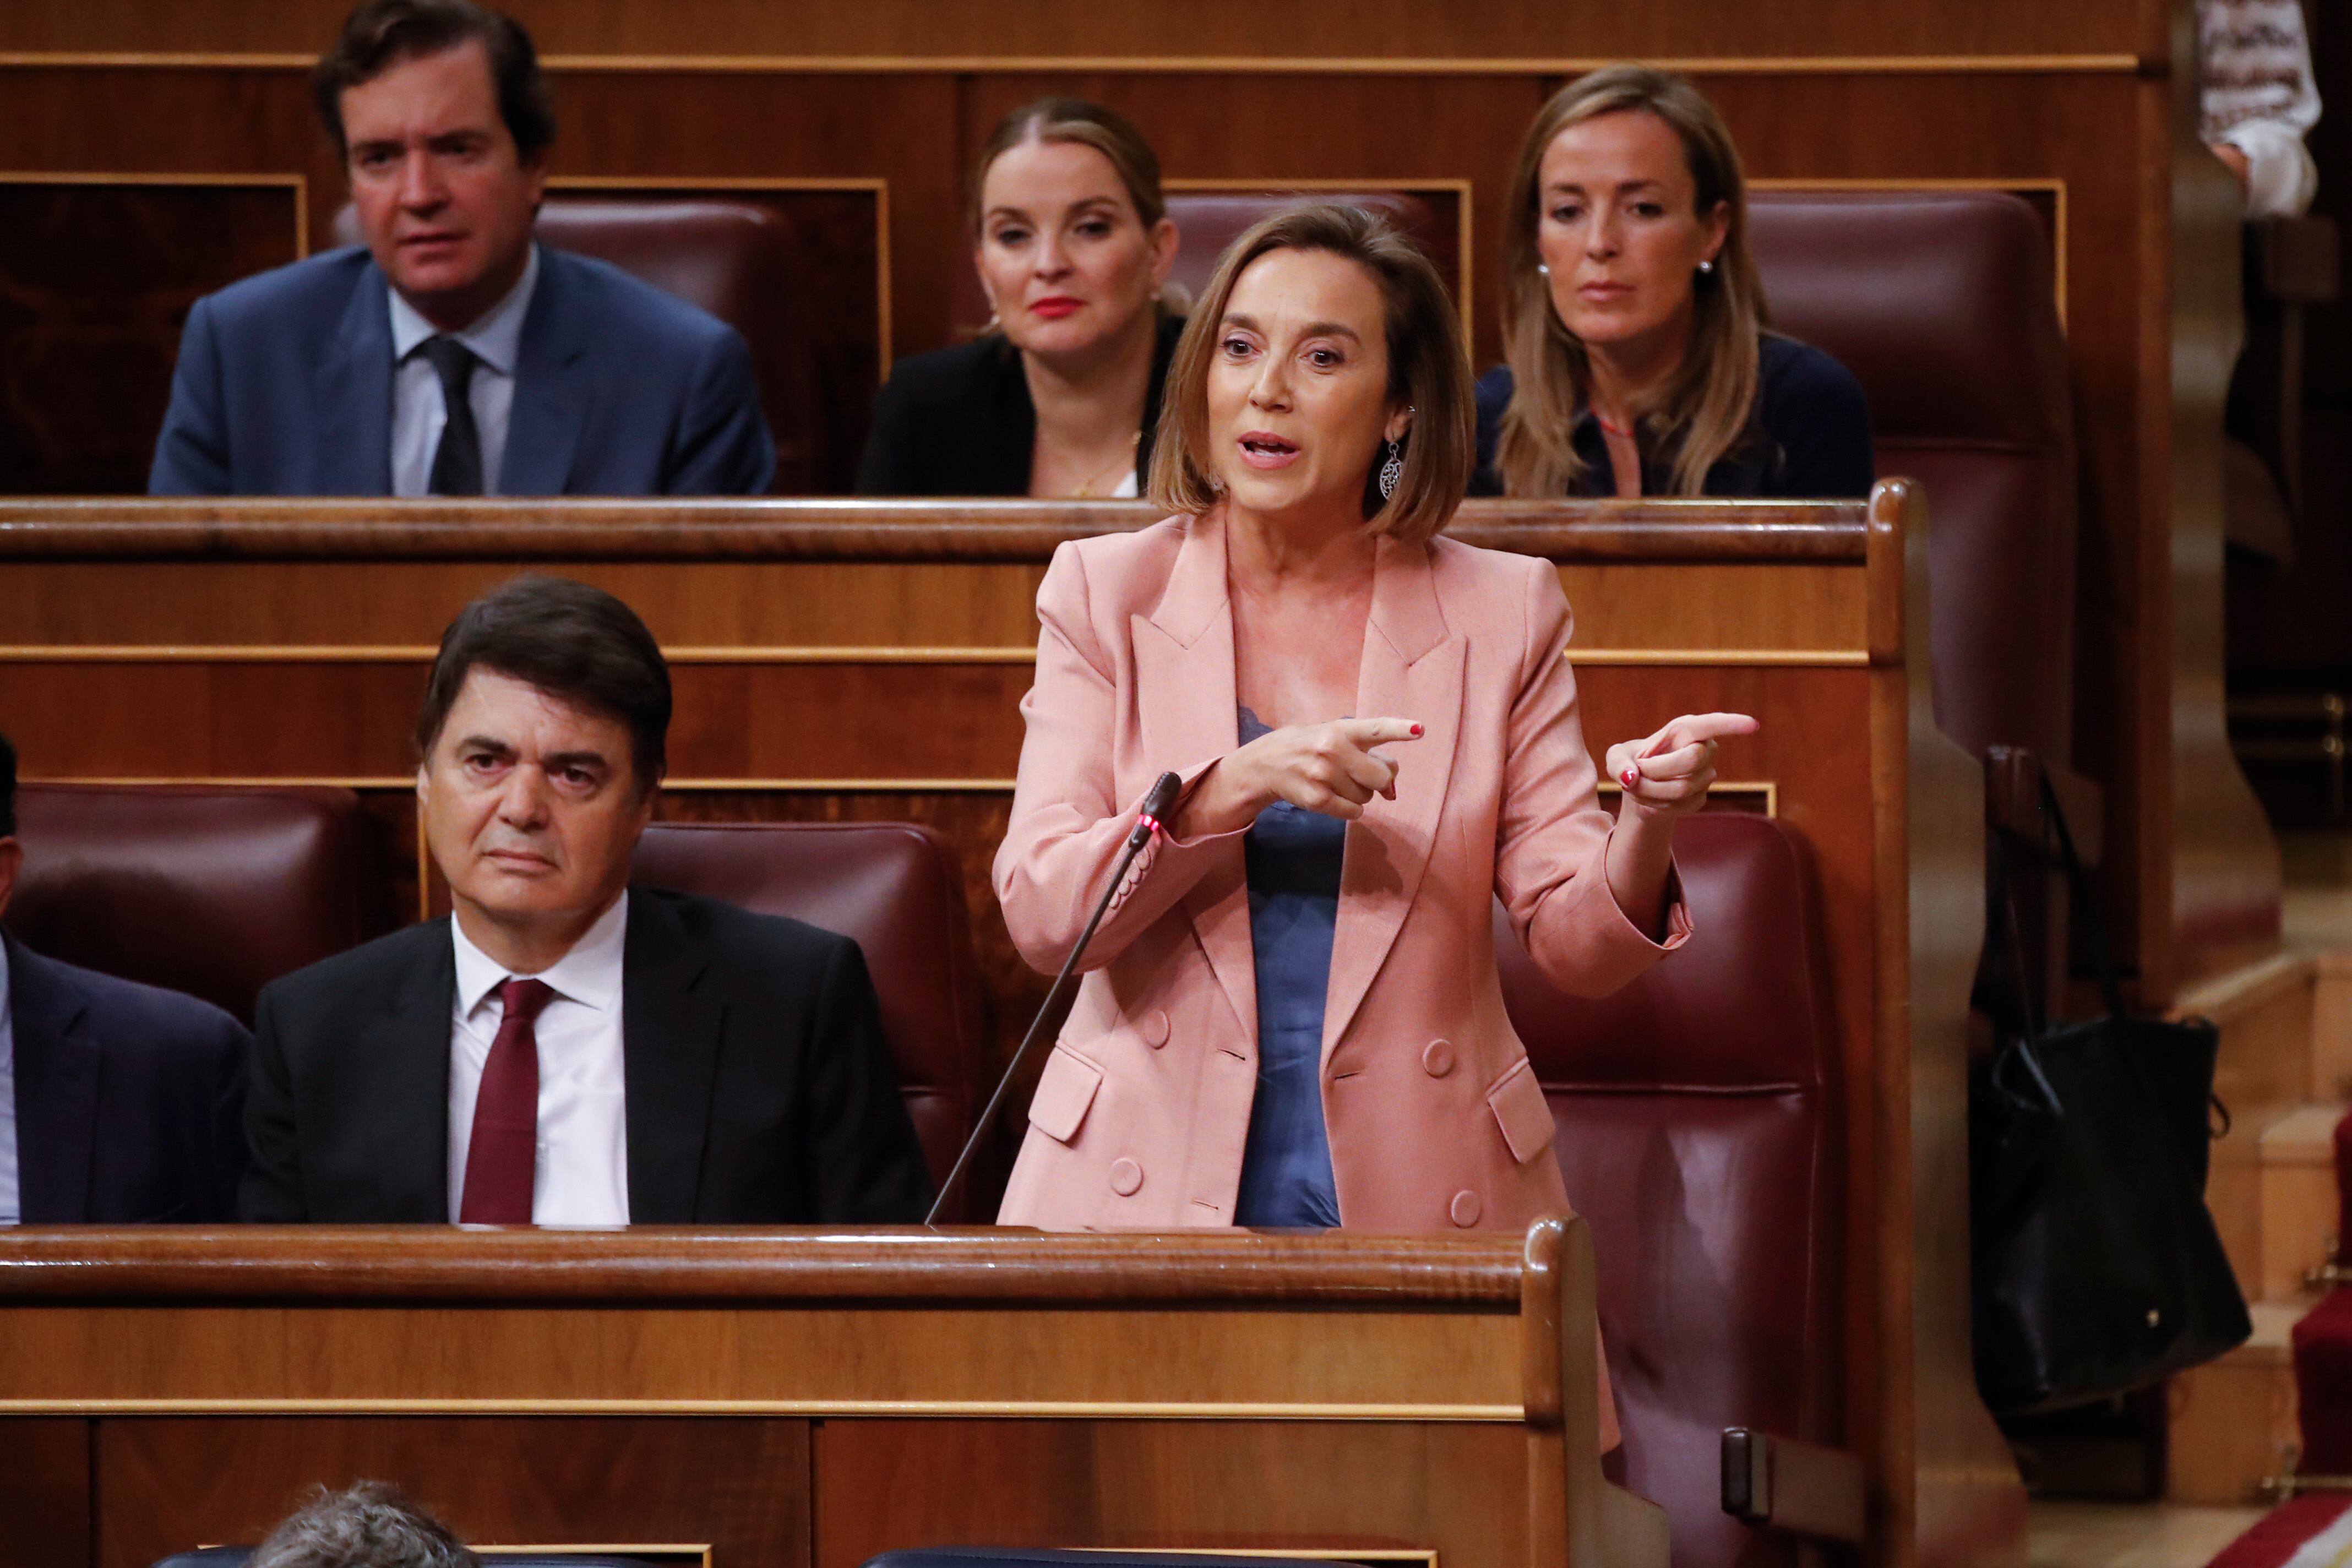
(1968, 780), (2252, 1414)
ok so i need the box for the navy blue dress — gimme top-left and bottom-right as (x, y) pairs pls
(1231, 706), (1347, 1228)
(1468, 334), (1874, 498)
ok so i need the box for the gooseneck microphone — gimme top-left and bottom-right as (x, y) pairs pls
(927, 770), (1184, 1224)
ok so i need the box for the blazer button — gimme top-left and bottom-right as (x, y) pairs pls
(1142, 1010), (1170, 1048)
(1449, 1189), (1483, 1227)
(1422, 1038), (1456, 1077)
(1110, 1158), (1145, 1196)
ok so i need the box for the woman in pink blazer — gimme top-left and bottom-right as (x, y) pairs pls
(994, 204), (1752, 1258)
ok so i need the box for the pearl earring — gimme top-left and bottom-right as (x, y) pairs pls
(1537, 262), (1551, 276)
(1698, 259), (1714, 275)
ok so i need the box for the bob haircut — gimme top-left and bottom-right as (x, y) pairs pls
(1147, 202), (1473, 548)
(1495, 66), (1766, 498)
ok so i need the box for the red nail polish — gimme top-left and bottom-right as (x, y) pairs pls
(1411, 723), (1423, 737)
(1620, 767), (1640, 789)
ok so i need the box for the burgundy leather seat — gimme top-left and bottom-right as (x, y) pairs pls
(4, 783), (379, 1025)
(332, 198), (850, 494)
(1749, 190), (2076, 770)
(630, 820), (988, 1214)
(1497, 812), (1838, 1568)
(950, 190), (1457, 334)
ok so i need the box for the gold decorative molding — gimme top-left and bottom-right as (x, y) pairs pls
(0, 51), (2153, 77)
(0, 645), (1037, 663)
(0, 169), (308, 259)
(1566, 648), (1866, 667)
(0, 1396), (1523, 1420)
(1751, 175), (2068, 328)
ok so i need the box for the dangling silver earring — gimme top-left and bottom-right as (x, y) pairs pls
(1378, 438), (1404, 501)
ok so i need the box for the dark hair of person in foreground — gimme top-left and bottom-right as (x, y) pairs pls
(249, 1482), (478, 1568)
(414, 574), (673, 792)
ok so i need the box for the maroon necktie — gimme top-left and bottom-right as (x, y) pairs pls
(458, 977), (554, 1224)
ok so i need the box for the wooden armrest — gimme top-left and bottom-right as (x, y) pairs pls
(1983, 746), (2103, 865)
(1722, 1427), (1867, 1547)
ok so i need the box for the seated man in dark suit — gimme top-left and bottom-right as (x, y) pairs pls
(0, 735), (250, 1222)
(149, 0), (774, 497)
(241, 576), (932, 1223)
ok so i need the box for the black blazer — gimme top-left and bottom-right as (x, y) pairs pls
(238, 888), (934, 1223)
(6, 934), (249, 1222)
(856, 313), (1185, 496)
(1469, 334), (1875, 498)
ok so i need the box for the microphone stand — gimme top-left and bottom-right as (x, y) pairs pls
(926, 770), (1183, 1225)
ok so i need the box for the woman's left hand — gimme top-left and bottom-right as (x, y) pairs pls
(1604, 712), (1761, 826)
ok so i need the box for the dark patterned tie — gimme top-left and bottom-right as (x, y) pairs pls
(422, 335), (484, 496)
(458, 977), (553, 1224)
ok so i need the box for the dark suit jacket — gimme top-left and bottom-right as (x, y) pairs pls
(6, 934), (250, 1223)
(238, 888), (933, 1223)
(856, 313), (1183, 495)
(149, 244), (775, 497)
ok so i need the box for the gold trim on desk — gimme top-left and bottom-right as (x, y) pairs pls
(0, 645), (1039, 664)
(28, 776), (1023, 792)
(0, 51), (2154, 77)
(0, 169), (308, 259)
(0, 645), (1861, 667)
(0, 1396), (1525, 1421)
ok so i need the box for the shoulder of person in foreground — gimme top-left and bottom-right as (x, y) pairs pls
(1755, 333), (1875, 499)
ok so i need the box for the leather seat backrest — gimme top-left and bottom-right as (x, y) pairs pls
(629, 821), (988, 1212)
(5, 783), (378, 1026)
(1494, 812), (1838, 1568)
(1749, 189), (2077, 764)
(332, 198), (848, 494)
(948, 190), (1455, 335)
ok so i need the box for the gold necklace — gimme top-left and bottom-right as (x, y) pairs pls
(1071, 430), (1144, 499)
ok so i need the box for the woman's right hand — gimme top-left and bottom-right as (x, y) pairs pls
(1178, 717), (1424, 838)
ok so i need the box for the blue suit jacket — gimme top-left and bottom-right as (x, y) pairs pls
(149, 245), (776, 496)
(7, 934), (251, 1223)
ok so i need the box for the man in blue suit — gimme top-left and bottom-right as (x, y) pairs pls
(150, 0), (775, 497)
(0, 736), (251, 1222)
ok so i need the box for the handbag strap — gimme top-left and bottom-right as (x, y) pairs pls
(2038, 775), (2130, 1022)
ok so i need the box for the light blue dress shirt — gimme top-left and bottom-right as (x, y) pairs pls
(388, 244), (541, 497)
(0, 940), (19, 1224)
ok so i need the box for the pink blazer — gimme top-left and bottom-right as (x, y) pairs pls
(995, 505), (1690, 1243)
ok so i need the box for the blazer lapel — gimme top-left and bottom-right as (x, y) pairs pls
(622, 894), (723, 1223)
(1321, 538), (1465, 1064)
(313, 263), (395, 495)
(8, 939), (98, 1223)
(502, 251), (586, 495)
(1133, 509), (1256, 1041)
(355, 931), (460, 1221)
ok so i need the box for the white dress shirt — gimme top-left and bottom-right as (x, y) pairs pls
(389, 243), (541, 497)
(447, 890), (630, 1225)
(0, 940), (18, 1225)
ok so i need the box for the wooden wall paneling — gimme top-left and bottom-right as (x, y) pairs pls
(812, 1418), (1528, 1567)
(95, 1417), (807, 1568)
(0, 0), (2166, 67)
(0, 1417), (92, 1568)
(0, 176), (303, 494)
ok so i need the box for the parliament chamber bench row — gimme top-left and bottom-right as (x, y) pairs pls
(0, 481), (2000, 1568)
